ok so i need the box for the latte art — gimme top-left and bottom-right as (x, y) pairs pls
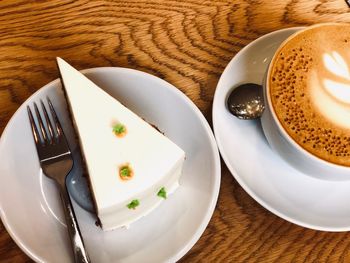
(269, 23), (350, 166)
(311, 50), (350, 129)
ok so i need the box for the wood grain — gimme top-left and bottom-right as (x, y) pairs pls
(1, 0), (350, 262)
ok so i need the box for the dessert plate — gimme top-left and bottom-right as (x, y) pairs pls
(213, 27), (350, 232)
(0, 67), (221, 262)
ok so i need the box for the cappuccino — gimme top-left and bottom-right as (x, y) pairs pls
(269, 23), (350, 166)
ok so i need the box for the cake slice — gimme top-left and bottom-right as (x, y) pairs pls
(57, 58), (185, 231)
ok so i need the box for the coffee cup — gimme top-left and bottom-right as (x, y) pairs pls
(261, 23), (350, 180)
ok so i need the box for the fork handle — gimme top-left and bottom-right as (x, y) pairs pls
(60, 186), (91, 263)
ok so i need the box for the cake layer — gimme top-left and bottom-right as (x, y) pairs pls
(57, 58), (185, 230)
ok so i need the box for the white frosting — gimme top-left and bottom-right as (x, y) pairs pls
(57, 58), (185, 230)
(310, 51), (350, 129)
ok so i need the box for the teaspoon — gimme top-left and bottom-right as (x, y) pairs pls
(226, 83), (265, 120)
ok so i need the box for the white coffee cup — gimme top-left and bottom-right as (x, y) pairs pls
(261, 23), (350, 181)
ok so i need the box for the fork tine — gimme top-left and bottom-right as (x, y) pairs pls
(40, 99), (54, 143)
(34, 102), (49, 144)
(47, 97), (64, 138)
(27, 106), (41, 145)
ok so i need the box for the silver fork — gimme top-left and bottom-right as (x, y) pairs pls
(27, 98), (91, 263)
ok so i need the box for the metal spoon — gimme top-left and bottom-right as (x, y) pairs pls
(226, 83), (265, 120)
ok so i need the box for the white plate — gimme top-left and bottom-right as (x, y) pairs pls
(213, 27), (350, 232)
(0, 67), (221, 262)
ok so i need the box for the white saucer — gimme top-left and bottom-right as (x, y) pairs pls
(213, 27), (350, 232)
(0, 67), (221, 262)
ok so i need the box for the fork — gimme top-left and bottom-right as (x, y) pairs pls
(27, 98), (91, 263)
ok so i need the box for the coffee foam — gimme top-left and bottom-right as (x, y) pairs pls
(269, 23), (350, 166)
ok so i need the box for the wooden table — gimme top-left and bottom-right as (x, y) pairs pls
(1, 1), (350, 262)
